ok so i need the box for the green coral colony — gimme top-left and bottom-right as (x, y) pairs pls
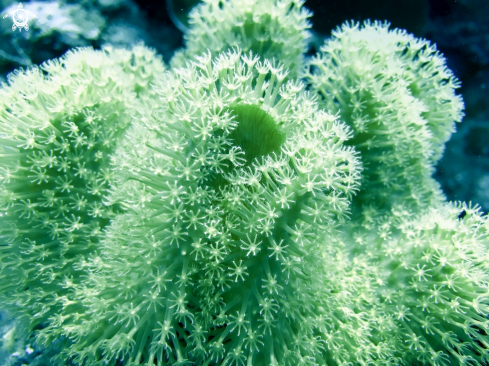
(0, 0), (488, 365)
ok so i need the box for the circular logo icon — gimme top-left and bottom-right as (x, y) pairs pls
(13, 8), (28, 28)
(2, 3), (37, 32)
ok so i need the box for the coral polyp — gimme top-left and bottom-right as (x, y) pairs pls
(0, 2), (487, 364)
(171, 0), (312, 78)
(0, 44), (164, 336)
(52, 49), (362, 365)
(343, 202), (489, 365)
(304, 21), (465, 214)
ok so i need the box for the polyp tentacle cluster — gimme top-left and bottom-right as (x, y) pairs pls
(1, 3), (486, 364)
(171, 0), (312, 78)
(62, 49), (362, 365)
(344, 202), (489, 365)
(0, 44), (164, 336)
(304, 21), (465, 215)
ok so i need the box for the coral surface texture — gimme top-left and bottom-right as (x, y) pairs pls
(0, 0), (488, 366)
